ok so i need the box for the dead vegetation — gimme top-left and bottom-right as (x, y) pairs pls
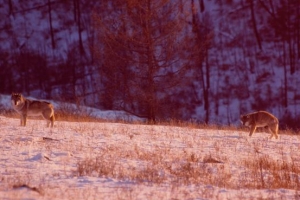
(242, 154), (300, 189)
(1, 114), (300, 199)
(74, 124), (300, 191)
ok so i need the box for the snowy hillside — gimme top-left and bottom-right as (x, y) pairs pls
(0, 115), (300, 199)
(0, 94), (143, 122)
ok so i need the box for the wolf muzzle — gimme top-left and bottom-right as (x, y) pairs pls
(12, 100), (20, 106)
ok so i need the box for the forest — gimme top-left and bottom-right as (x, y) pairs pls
(0, 0), (299, 128)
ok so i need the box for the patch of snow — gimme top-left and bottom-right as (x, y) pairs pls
(0, 115), (299, 199)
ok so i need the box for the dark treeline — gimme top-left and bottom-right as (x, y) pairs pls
(0, 0), (299, 128)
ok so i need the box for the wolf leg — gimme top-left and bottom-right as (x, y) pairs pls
(21, 115), (27, 126)
(269, 132), (274, 139)
(275, 124), (279, 139)
(271, 125), (279, 139)
(249, 125), (256, 136)
(50, 115), (54, 128)
(268, 125), (278, 139)
(275, 131), (279, 139)
(267, 126), (272, 139)
(42, 110), (54, 128)
(46, 117), (54, 128)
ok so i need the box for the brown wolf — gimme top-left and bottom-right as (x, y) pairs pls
(11, 93), (55, 127)
(240, 111), (279, 139)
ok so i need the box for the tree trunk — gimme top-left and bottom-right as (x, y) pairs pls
(47, 0), (55, 49)
(75, 0), (85, 56)
(204, 48), (210, 123)
(146, 0), (156, 122)
(192, 0), (210, 124)
(297, 3), (300, 59)
(8, 0), (14, 16)
(73, 0), (77, 21)
(297, 2), (300, 59)
(283, 40), (288, 107)
(249, 0), (262, 50)
(287, 1), (295, 74)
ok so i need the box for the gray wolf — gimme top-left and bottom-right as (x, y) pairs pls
(240, 111), (279, 139)
(11, 93), (55, 127)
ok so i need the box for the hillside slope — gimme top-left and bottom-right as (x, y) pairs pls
(0, 116), (299, 199)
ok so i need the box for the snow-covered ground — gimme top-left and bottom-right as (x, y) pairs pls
(0, 115), (300, 199)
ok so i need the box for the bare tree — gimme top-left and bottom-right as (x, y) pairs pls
(258, 0), (300, 108)
(94, 0), (206, 122)
(8, 0), (14, 16)
(259, 0), (299, 74)
(73, 0), (85, 55)
(191, 0), (212, 124)
(47, 0), (55, 49)
(248, 0), (262, 50)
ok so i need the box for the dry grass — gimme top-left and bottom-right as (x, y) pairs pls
(1, 110), (300, 199)
(242, 154), (300, 189)
(74, 134), (300, 192)
(70, 117), (300, 194)
(75, 150), (231, 187)
(40, 109), (300, 192)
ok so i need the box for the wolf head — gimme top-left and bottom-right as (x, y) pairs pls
(11, 93), (24, 106)
(240, 114), (251, 126)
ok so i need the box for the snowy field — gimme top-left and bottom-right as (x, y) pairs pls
(0, 115), (300, 200)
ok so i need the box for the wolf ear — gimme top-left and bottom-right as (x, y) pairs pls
(12, 93), (21, 98)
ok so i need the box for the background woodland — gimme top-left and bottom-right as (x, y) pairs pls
(0, 0), (299, 128)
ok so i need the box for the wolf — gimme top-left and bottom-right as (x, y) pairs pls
(240, 111), (279, 139)
(11, 93), (55, 127)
